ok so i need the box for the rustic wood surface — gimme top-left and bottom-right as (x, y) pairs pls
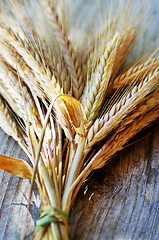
(0, 0), (159, 239)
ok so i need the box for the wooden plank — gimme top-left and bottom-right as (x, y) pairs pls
(0, 131), (39, 240)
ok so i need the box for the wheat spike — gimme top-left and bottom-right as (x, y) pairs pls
(0, 23), (61, 101)
(85, 67), (159, 152)
(40, 0), (84, 99)
(0, 95), (24, 145)
(28, 37), (72, 94)
(91, 106), (159, 170)
(52, 54), (72, 94)
(62, 102), (159, 214)
(4, 0), (69, 91)
(81, 19), (116, 66)
(81, 26), (135, 128)
(112, 56), (159, 90)
(80, 3), (120, 80)
(0, 41), (49, 101)
(0, 59), (41, 126)
(81, 32), (119, 121)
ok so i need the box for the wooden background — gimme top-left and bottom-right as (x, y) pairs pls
(0, 0), (159, 239)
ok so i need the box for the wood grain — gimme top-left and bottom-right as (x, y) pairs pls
(0, 131), (39, 240)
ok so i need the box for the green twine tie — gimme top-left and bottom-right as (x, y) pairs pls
(36, 208), (68, 229)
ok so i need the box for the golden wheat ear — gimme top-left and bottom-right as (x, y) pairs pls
(0, 94), (29, 152)
(111, 56), (159, 91)
(40, 0), (85, 99)
(85, 64), (159, 153)
(81, 10), (138, 129)
(0, 23), (62, 101)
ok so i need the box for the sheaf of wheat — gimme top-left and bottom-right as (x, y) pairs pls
(0, 0), (158, 239)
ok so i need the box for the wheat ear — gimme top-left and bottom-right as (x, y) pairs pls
(81, 19), (116, 81)
(90, 106), (159, 170)
(112, 56), (159, 90)
(3, 0), (68, 91)
(85, 67), (159, 152)
(0, 23), (61, 101)
(0, 84), (42, 142)
(0, 95), (28, 150)
(30, 37), (72, 94)
(81, 1), (122, 80)
(0, 59), (41, 126)
(0, 41), (50, 102)
(81, 27), (135, 128)
(40, 0), (84, 99)
(52, 54), (72, 94)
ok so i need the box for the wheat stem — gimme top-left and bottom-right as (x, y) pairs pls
(62, 136), (85, 212)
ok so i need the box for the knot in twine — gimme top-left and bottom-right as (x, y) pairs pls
(36, 207), (68, 229)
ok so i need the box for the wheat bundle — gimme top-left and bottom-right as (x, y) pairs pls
(0, 0), (158, 239)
